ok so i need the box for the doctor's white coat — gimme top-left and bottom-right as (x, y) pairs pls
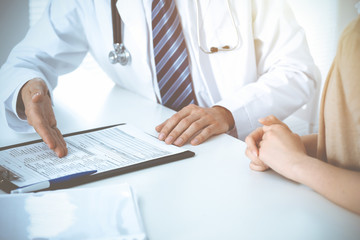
(0, 0), (319, 139)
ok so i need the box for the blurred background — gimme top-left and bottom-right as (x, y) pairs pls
(0, 0), (359, 135)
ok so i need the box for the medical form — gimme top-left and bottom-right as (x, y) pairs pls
(0, 124), (194, 191)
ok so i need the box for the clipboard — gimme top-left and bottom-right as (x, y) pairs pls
(0, 124), (195, 193)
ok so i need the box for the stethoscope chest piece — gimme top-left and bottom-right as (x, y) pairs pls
(109, 0), (131, 65)
(109, 43), (131, 65)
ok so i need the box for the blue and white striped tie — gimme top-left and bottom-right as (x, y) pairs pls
(152, 0), (197, 111)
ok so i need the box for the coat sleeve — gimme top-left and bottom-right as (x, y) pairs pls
(216, 0), (320, 139)
(0, 0), (89, 132)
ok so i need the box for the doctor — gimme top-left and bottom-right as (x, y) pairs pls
(0, 0), (319, 157)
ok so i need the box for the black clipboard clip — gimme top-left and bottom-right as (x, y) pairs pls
(0, 166), (19, 184)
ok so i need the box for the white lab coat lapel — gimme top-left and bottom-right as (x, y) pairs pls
(116, 0), (148, 60)
(197, 0), (257, 100)
(111, 0), (157, 102)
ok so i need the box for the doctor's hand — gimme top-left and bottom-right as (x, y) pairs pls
(245, 115), (289, 172)
(20, 78), (67, 158)
(155, 104), (234, 147)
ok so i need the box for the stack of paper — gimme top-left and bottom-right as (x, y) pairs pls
(0, 183), (147, 240)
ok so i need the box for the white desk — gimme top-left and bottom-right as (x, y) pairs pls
(0, 75), (359, 240)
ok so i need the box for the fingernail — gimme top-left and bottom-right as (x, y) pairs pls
(32, 92), (41, 99)
(252, 150), (258, 157)
(258, 117), (265, 122)
(191, 138), (199, 145)
(174, 137), (183, 146)
(158, 133), (166, 141)
(165, 136), (173, 144)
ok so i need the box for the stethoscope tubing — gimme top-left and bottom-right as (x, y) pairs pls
(111, 0), (122, 45)
(109, 0), (131, 65)
(195, 0), (240, 54)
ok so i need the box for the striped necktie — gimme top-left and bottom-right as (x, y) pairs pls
(152, 0), (197, 111)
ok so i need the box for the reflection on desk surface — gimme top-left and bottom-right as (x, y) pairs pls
(0, 183), (146, 240)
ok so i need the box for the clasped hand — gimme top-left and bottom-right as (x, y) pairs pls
(245, 115), (307, 179)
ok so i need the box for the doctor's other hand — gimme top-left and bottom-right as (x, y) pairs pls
(155, 104), (234, 147)
(245, 115), (290, 171)
(20, 78), (67, 158)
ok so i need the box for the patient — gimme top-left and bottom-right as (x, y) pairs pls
(245, 15), (360, 214)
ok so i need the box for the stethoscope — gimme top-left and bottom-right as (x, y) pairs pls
(108, 0), (131, 65)
(195, 0), (240, 54)
(108, 0), (240, 65)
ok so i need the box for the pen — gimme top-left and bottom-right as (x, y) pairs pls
(10, 170), (97, 194)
